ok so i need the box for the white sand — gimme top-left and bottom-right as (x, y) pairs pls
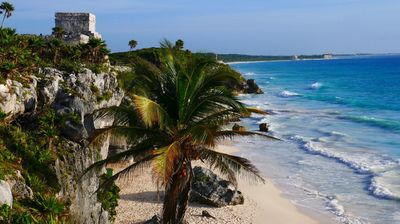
(113, 144), (320, 224)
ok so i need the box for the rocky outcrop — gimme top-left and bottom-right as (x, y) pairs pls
(42, 68), (123, 224)
(6, 171), (33, 200)
(0, 67), (124, 224)
(241, 79), (263, 94)
(0, 78), (37, 119)
(0, 180), (12, 207)
(259, 123), (269, 132)
(232, 124), (246, 132)
(190, 167), (244, 207)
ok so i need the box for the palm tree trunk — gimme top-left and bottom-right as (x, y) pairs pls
(1, 13), (6, 28)
(162, 160), (192, 224)
(176, 161), (192, 223)
(162, 170), (181, 224)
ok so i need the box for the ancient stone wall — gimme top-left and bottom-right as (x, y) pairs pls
(55, 12), (101, 44)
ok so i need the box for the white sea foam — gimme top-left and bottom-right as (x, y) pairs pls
(294, 183), (368, 224)
(289, 135), (398, 173)
(244, 72), (256, 76)
(369, 170), (400, 200)
(279, 90), (301, 97)
(326, 197), (367, 224)
(309, 82), (323, 90)
(289, 135), (400, 203)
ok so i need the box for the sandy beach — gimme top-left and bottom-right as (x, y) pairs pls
(113, 144), (319, 224)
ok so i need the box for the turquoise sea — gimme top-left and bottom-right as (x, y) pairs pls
(230, 55), (400, 224)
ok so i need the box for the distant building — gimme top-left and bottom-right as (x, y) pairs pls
(55, 12), (102, 45)
(323, 54), (333, 59)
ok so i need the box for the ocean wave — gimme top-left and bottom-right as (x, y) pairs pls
(289, 135), (400, 201)
(340, 115), (400, 132)
(309, 82), (323, 90)
(369, 170), (400, 200)
(244, 72), (256, 76)
(279, 90), (302, 97)
(290, 135), (397, 173)
(295, 184), (368, 224)
(326, 197), (368, 224)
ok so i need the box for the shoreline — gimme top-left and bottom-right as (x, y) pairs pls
(113, 144), (325, 224)
(225, 57), (337, 65)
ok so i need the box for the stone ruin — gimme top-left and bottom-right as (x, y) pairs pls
(55, 12), (102, 45)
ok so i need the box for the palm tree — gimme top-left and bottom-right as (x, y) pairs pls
(85, 40), (277, 223)
(0, 2), (14, 29)
(175, 39), (184, 50)
(84, 38), (110, 63)
(128, 39), (137, 51)
(52, 27), (65, 40)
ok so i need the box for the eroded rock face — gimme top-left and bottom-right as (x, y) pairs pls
(0, 180), (13, 207)
(0, 78), (37, 119)
(45, 68), (123, 224)
(190, 167), (244, 207)
(242, 79), (263, 94)
(1, 67), (124, 224)
(6, 171), (34, 200)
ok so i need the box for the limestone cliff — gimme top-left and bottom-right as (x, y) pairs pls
(0, 67), (124, 224)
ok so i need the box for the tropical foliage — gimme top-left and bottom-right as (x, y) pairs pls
(0, 27), (111, 85)
(0, 110), (81, 223)
(86, 41), (275, 223)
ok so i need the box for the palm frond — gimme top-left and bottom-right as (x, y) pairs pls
(215, 130), (281, 141)
(88, 126), (162, 144)
(81, 136), (167, 179)
(132, 94), (172, 130)
(152, 141), (181, 186)
(245, 107), (269, 115)
(200, 148), (265, 184)
(97, 155), (155, 192)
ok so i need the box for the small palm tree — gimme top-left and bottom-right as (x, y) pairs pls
(85, 40), (276, 223)
(175, 39), (184, 50)
(0, 2), (14, 28)
(84, 38), (109, 63)
(128, 39), (137, 51)
(52, 27), (65, 40)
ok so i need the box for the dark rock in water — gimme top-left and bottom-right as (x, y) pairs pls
(259, 123), (269, 132)
(243, 79), (263, 94)
(145, 215), (162, 224)
(232, 124), (246, 132)
(190, 166), (244, 207)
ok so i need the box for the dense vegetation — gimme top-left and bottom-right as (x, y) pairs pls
(0, 27), (110, 85)
(0, 110), (71, 223)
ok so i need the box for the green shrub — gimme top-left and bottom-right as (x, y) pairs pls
(29, 194), (64, 222)
(97, 169), (120, 221)
(96, 91), (113, 103)
(58, 60), (82, 74)
(0, 110), (7, 121)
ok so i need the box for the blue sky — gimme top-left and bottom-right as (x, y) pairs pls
(5, 0), (400, 55)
